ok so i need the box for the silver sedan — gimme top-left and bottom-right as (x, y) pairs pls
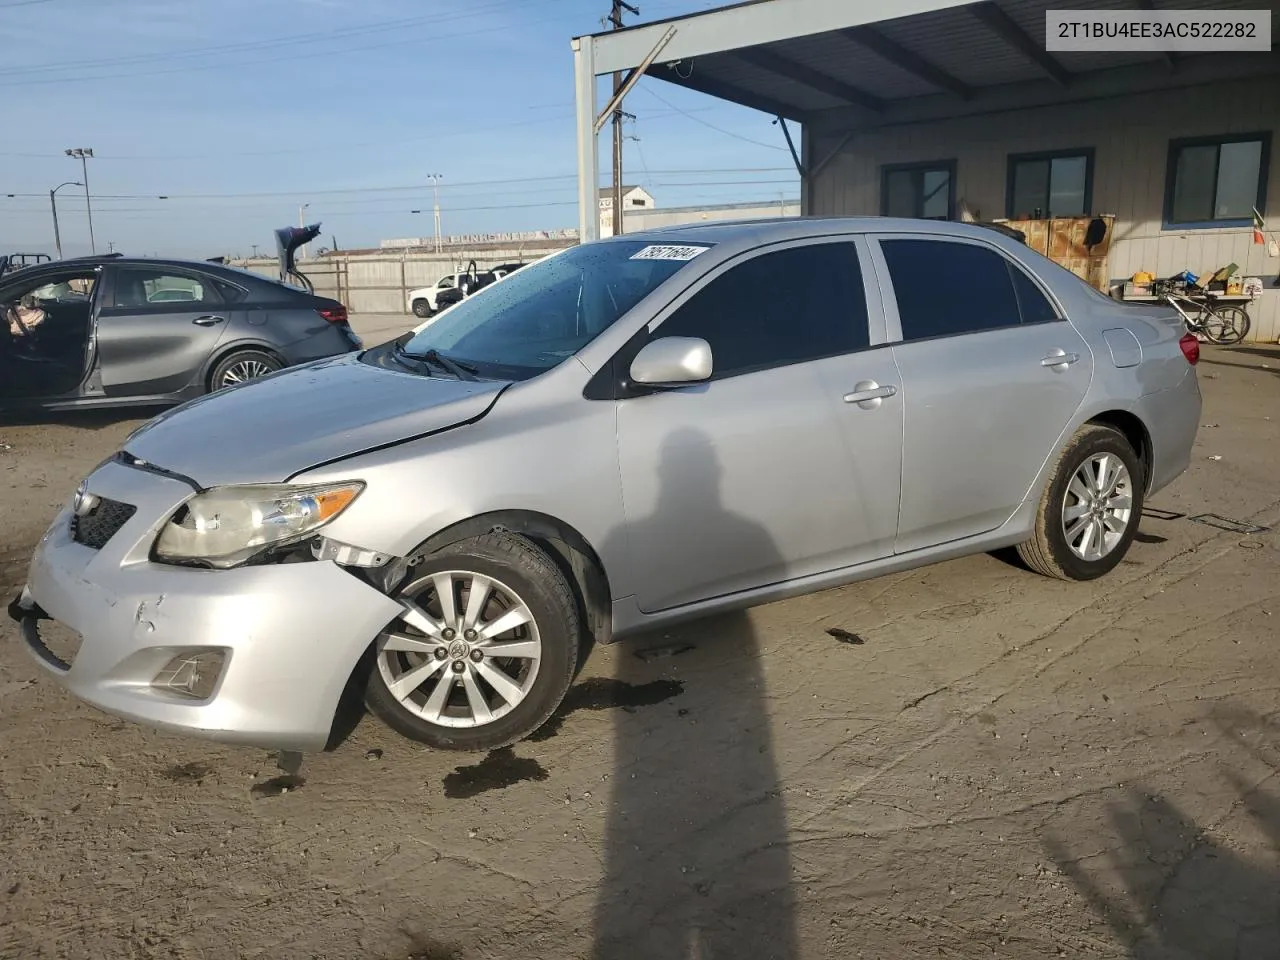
(10, 218), (1201, 752)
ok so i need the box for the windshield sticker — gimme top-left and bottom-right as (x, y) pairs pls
(629, 244), (710, 262)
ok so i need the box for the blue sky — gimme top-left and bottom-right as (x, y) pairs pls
(0, 0), (800, 258)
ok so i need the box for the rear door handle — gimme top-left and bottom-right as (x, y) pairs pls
(192, 315), (225, 326)
(1041, 349), (1079, 368)
(843, 381), (897, 409)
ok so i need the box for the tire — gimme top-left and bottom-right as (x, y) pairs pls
(1016, 424), (1145, 581)
(364, 532), (581, 751)
(411, 299), (432, 319)
(1210, 305), (1250, 345)
(208, 349), (282, 391)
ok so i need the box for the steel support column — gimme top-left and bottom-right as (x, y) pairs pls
(573, 36), (600, 242)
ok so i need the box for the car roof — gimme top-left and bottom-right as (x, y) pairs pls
(609, 215), (1024, 247)
(5, 254), (297, 292)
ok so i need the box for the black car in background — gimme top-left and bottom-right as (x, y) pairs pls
(0, 230), (360, 413)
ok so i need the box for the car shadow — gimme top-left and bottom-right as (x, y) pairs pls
(590, 427), (799, 959)
(0, 406), (159, 430)
(1043, 703), (1280, 958)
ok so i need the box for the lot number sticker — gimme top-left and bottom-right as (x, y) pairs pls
(629, 244), (710, 261)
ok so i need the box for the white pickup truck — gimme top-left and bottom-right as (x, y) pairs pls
(406, 261), (535, 318)
(406, 273), (466, 318)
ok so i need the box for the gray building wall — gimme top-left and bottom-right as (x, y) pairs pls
(809, 77), (1280, 343)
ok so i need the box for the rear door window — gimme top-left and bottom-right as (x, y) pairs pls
(1009, 265), (1060, 324)
(112, 268), (221, 309)
(879, 238), (1021, 341)
(655, 241), (871, 378)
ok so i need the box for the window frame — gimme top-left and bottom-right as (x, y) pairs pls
(647, 237), (880, 383)
(1005, 147), (1095, 220)
(869, 233), (1066, 346)
(107, 265), (224, 310)
(585, 235), (890, 400)
(1162, 131), (1271, 230)
(2, 267), (100, 306)
(880, 159), (958, 221)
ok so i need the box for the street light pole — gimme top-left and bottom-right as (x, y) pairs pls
(64, 148), (95, 254)
(49, 180), (82, 259)
(427, 174), (443, 253)
(299, 203), (310, 259)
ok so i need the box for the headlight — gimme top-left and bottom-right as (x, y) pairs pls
(154, 481), (363, 568)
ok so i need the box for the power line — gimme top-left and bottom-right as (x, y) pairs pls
(2, 168), (794, 202)
(0, 1), (581, 88)
(0, 105), (729, 161)
(0, 2), (516, 78)
(640, 85), (788, 151)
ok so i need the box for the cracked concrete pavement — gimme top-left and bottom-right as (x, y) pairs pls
(1, 340), (1278, 959)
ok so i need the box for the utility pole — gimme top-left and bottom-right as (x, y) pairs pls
(49, 180), (81, 260)
(427, 173), (443, 252)
(65, 148), (95, 253)
(608, 0), (638, 237)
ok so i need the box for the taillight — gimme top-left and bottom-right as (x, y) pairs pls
(317, 304), (348, 324)
(1179, 332), (1199, 365)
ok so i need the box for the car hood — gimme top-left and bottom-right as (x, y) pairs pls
(121, 353), (508, 487)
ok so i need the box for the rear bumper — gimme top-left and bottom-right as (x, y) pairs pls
(282, 324), (362, 365)
(1138, 368), (1202, 496)
(13, 460), (401, 751)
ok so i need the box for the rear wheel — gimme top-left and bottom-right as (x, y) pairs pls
(411, 298), (432, 319)
(364, 532), (580, 751)
(1209, 305), (1250, 345)
(1016, 424), (1144, 581)
(209, 349), (282, 391)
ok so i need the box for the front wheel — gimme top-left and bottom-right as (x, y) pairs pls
(364, 532), (581, 751)
(1016, 424), (1144, 581)
(411, 298), (432, 319)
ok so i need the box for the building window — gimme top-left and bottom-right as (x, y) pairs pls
(881, 160), (956, 220)
(1007, 149), (1093, 219)
(1164, 133), (1270, 228)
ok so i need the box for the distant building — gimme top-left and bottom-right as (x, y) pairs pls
(598, 186), (655, 237)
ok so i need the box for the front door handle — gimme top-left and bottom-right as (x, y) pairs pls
(1041, 349), (1080, 369)
(843, 380), (897, 409)
(192, 315), (225, 326)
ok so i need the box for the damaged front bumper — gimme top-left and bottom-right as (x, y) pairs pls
(11, 459), (402, 752)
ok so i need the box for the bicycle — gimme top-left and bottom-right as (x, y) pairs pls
(1152, 279), (1251, 345)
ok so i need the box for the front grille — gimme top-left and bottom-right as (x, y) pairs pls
(71, 497), (137, 549)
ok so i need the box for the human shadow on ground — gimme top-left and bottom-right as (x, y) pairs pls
(591, 428), (798, 960)
(1045, 703), (1280, 958)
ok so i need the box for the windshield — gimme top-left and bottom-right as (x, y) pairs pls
(400, 240), (708, 380)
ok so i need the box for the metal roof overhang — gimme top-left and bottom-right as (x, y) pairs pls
(571, 0), (1279, 238)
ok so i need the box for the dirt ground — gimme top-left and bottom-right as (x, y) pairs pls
(1, 340), (1278, 960)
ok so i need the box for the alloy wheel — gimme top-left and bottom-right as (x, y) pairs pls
(220, 359), (274, 386)
(1061, 453), (1133, 561)
(376, 570), (542, 729)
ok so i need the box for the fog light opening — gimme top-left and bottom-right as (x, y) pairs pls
(151, 649), (227, 701)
